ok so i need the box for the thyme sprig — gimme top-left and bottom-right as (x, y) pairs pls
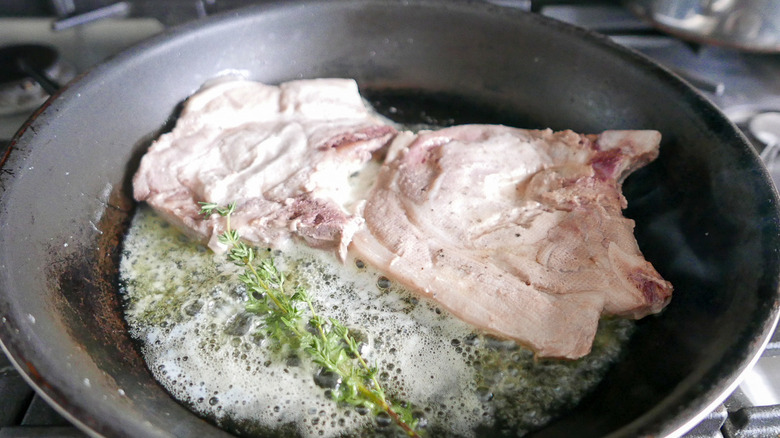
(199, 202), (422, 437)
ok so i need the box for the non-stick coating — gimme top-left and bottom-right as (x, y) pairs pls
(1, 1), (778, 437)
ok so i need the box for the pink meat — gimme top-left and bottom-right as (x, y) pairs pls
(350, 126), (672, 358)
(134, 78), (672, 358)
(133, 78), (396, 260)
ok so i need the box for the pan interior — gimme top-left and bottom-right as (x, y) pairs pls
(0, 1), (778, 438)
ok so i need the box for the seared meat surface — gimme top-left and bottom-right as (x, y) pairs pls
(134, 79), (672, 358)
(351, 126), (672, 358)
(133, 78), (395, 260)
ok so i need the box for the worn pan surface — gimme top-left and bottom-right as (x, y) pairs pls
(1, 1), (779, 437)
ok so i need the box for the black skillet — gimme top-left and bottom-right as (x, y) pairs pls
(1, 1), (779, 437)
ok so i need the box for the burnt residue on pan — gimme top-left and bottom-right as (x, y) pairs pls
(35, 125), (177, 389)
(44, 184), (147, 377)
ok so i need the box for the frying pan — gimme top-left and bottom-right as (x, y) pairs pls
(1, 1), (779, 437)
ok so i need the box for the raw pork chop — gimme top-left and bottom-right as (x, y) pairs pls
(133, 78), (395, 260)
(350, 126), (673, 358)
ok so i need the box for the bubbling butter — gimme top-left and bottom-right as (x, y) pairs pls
(120, 206), (634, 437)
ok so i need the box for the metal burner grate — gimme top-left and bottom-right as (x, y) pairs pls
(0, 353), (84, 437)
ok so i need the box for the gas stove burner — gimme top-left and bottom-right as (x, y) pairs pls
(0, 44), (75, 116)
(724, 105), (780, 145)
(750, 112), (780, 186)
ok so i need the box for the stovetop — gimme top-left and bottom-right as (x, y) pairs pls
(1, 1), (779, 437)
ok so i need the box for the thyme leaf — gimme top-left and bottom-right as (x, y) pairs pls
(199, 203), (423, 437)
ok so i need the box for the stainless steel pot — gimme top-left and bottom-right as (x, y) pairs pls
(0, 1), (779, 437)
(626, 0), (780, 52)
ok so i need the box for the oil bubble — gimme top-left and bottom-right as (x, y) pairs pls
(375, 412), (392, 428)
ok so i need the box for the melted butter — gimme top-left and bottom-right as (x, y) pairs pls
(120, 206), (634, 437)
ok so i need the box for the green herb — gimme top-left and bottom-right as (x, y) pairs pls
(199, 201), (422, 437)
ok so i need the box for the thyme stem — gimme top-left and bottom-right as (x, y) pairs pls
(199, 202), (422, 437)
